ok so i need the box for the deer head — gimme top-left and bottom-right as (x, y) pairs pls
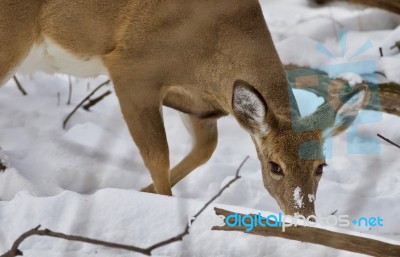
(232, 79), (369, 217)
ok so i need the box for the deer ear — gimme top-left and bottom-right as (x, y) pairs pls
(232, 80), (269, 135)
(298, 84), (369, 137)
(325, 83), (369, 137)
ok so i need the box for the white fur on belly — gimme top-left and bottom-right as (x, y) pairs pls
(17, 37), (108, 77)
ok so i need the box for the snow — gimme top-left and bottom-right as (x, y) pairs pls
(0, 1), (399, 256)
(263, 2), (400, 83)
(293, 187), (304, 209)
(335, 72), (364, 86)
(1, 189), (386, 257)
(380, 55), (400, 83)
(308, 194), (316, 203)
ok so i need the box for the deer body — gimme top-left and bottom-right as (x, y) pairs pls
(0, 0), (367, 216)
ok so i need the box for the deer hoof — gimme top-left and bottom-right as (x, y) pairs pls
(140, 184), (156, 194)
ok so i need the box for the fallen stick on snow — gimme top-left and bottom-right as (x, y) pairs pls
(213, 208), (400, 257)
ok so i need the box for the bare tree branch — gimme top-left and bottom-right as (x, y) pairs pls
(390, 41), (400, 52)
(0, 156), (249, 257)
(377, 134), (400, 149)
(83, 90), (112, 111)
(146, 156), (249, 252)
(67, 76), (73, 105)
(285, 65), (400, 117)
(213, 208), (400, 257)
(314, 0), (400, 15)
(63, 80), (111, 129)
(13, 76), (27, 96)
(0, 225), (151, 257)
(0, 162), (6, 172)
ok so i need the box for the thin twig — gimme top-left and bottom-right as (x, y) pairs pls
(67, 76), (73, 105)
(0, 156), (249, 257)
(83, 90), (112, 111)
(146, 156), (249, 252)
(0, 162), (6, 172)
(13, 76), (27, 96)
(0, 225), (150, 257)
(63, 80), (111, 129)
(379, 47), (384, 57)
(390, 41), (400, 52)
(57, 92), (61, 106)
(377, 134), (400, 149)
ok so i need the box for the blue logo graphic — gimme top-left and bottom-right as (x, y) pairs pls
(222, 212), (384, 232)
(287, 29), (382, 159)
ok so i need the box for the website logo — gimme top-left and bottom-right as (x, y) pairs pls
(221, 212), (384, 232)
(286, 29), (382, 159)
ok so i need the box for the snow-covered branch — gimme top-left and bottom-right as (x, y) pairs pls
(213, 208), (400, 257)
(285, 66), (400, 117)
(0, 157), (249, 257)
(314, 0), (400, 15)
(0, 225), (151, 257)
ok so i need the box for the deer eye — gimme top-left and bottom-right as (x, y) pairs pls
(270, 162), (283, 175)
(316, 164), (327, 175)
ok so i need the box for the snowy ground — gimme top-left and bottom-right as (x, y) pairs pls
(0, 1), (399, 256)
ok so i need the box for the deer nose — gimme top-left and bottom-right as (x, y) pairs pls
(287, 184), (317, 217)
(284, 204), (316, 219)
(281, 188), (316, 218)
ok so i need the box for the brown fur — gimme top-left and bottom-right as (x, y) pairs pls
(0, 0), (367, 215)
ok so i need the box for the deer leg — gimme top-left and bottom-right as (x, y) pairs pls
(142, 113), (218, 193)
(108, 75), (172, 195)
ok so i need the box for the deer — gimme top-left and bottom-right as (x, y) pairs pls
(0, 0), (368, 217)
